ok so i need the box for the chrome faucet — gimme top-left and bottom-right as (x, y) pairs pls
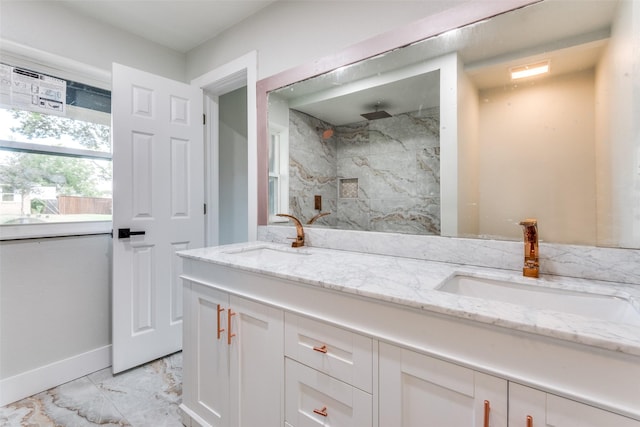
(276, 213), (305, 247)
(307, 212), (331, 225)
(519, 219), (539, 278)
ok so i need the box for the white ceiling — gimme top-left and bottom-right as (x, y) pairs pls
(59, 0), (277, 53)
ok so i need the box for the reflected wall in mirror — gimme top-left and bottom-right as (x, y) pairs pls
(265, 0), (640, 248)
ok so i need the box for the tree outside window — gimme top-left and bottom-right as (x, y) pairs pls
(0, 109), (112, 224)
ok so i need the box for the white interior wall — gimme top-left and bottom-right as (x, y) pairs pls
(478, 70), (597, 245)
(219, 87), (249, 244)
(596, 36), (613, 246)
(1, 236), (111, 376)
(457, 63), (480, 237)
(185, 0), (466, 81)
(0, 0), (186, 81)
(0, 235), (112, 404)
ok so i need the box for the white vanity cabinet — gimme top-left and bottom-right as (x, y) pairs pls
(378, 341), (640, 427)
(284, 313), (374, 427)
(181, 281), (283, 427)
(178, 247), (640, 427)
(379, 342), (508, 426)
(508, 383), (640, 427)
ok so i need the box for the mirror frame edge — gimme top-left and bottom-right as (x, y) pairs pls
(256, 0), (542, 225)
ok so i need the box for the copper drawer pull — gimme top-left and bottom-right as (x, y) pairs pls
(313, 344), (328, 354)
(483, 400), (490, 427)
(313, 406), (328, 417)
(527, 415), (533, 427)
(216, 304), (225, 340)
(227, 308), (236, 345)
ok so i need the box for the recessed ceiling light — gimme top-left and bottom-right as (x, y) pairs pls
(510, 60), (550, 80)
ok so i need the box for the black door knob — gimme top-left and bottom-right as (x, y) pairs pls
(117, 228), (146, 239)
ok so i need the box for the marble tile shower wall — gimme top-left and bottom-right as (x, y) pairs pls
(289, 108), (440, 234)
(289, 110), (339, 226)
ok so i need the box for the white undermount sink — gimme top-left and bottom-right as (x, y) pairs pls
(222, 245), (311, 262)
(438, 274), (640, 326)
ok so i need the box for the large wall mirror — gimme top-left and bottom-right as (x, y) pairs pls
(260, 0), (640, 249)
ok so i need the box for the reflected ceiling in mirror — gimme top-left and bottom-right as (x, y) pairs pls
(266, 0), (640, 249)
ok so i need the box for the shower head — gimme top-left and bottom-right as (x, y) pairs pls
(361, 101), (392, 120)
(360, 110), (392, 120)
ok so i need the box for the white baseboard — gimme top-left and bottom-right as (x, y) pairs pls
(0, 345), (112, 407)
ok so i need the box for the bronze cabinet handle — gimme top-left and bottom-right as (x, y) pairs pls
(483, 400), (490, 427)
(313, 344), (328, 354)
(313, 406), (328, 417)
(216, 304), (225, 340)
(227, 308), (236, 345)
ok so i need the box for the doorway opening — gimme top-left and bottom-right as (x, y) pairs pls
(218, 86), (248, 244)
(193, 52), (257, 246)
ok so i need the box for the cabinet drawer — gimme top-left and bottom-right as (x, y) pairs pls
(285, 312), (373, 392)
(285, 358), (372, 427)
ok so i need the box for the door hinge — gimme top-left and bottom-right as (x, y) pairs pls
(204, 203), (207, 215)
(203, 113), (206, 125)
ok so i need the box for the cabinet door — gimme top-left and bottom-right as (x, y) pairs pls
(509, 383), (640, 427)
(229, 295), (284, 427)
(285, 358), (372, 427)
(379, 342), (507, 427)
(189, 285), (231, 427)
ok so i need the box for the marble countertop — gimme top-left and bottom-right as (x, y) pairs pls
(178, 241), (640, 357)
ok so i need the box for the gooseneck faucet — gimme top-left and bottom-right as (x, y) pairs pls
(307, 212), (331, 225)
(276, 214), (305, 247)
(519, 218), (539, 278)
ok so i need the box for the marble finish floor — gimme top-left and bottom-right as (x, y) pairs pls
(0, 352), (183, 427)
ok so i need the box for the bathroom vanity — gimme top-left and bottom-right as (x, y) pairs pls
(177, 0), (640, 424)
(177, 239), (640, 427)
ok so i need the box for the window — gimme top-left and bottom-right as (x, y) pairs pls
(268, 127), (289, 221)
(0, 63), (112, 229)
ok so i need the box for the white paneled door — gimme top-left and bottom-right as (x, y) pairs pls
(111, 63), (204, 373)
